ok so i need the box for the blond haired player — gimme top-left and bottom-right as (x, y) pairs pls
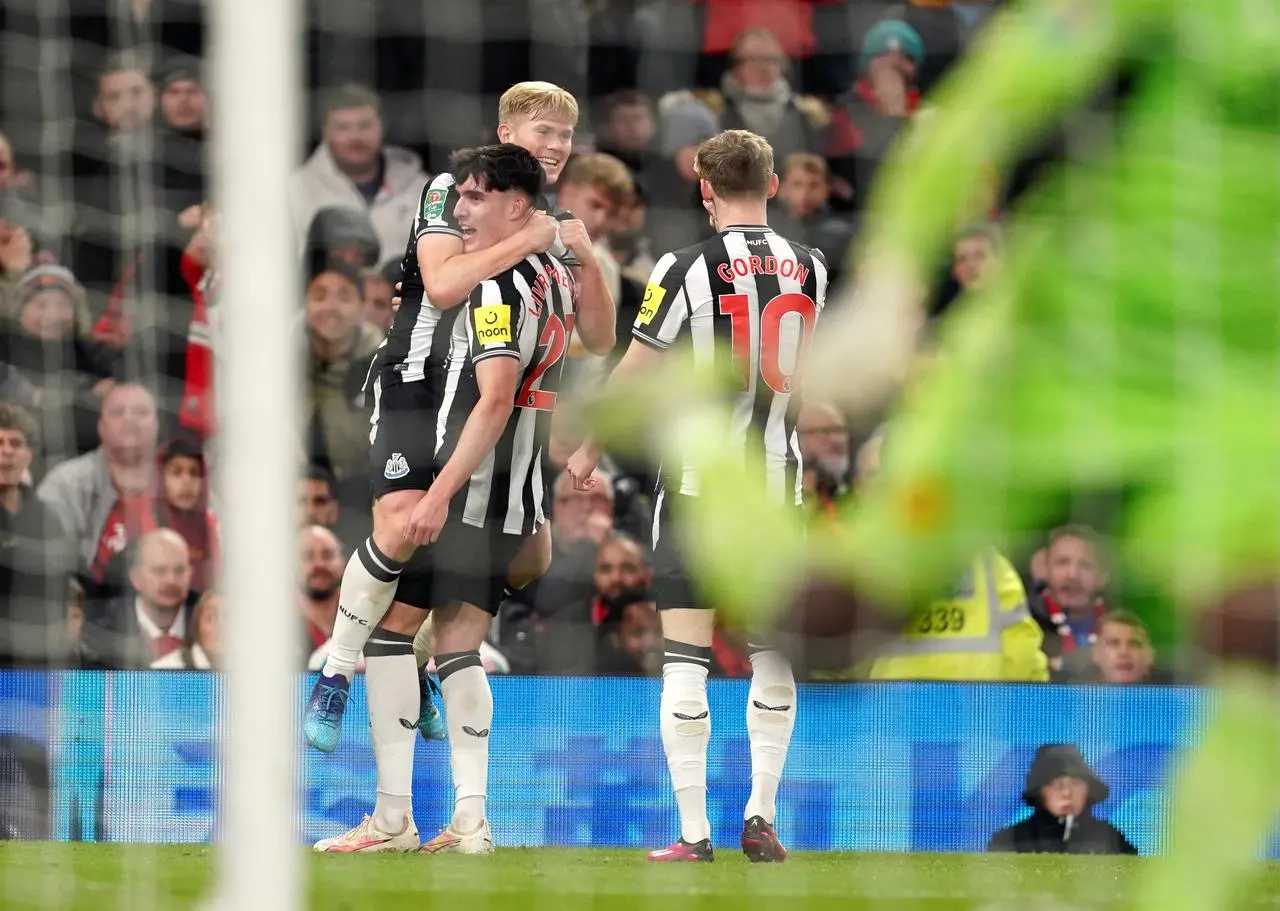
(569, 129), (828, 862)
(304, 84), (615, 832)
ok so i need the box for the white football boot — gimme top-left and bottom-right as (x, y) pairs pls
(419, 819), (494, 855)
(313, 813), (420, 853)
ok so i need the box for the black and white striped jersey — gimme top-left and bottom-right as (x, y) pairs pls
(632, 224), (828, 507)
(382, 172), (580, 387)
(432, 251), (578, 535)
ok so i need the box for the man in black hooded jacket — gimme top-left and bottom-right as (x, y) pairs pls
(988, 744), (1138, 855)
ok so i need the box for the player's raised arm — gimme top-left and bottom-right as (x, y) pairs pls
(414, 171), (559, 310)
(404, 282), (520, 545)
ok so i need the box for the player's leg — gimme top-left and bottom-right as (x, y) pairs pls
(409, 523), (549, 740)
(646, 492), (717, 862)
(305, 379), (436, 752)
(312, 594), (428, 854)
(741, 641), (795, 862)
(419, 526), (523, 856)
(304, 489), (422, 752)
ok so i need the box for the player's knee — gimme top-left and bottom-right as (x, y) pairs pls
(371, 492), (421, 560)
(382, 600), (426, 636)
(1198, 581), (1280, 670)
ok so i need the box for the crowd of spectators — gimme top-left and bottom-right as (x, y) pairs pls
(0, 0), (1182, 685)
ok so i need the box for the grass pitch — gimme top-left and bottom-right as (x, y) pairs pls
(2, 843), (1279, 910)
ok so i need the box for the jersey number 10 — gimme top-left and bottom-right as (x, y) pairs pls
(717, 292), (818, 394)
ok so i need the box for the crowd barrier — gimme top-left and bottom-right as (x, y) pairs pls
(0, 672), (1214, 853)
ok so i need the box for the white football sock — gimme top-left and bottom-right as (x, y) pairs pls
(744, 648), (796, 824)
(322, 538), (405, 681)
(366, 627), (419, 834)
(438, 652), (491, 834)
(660, 641), (712, 843)
(412, 613), (434, 669)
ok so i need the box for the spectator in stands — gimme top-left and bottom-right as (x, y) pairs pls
(154, 56), (207, 215)
(156, 57), (207, 134)
(602, 177), (654, 280)
(0, 265), (117, 459)
(79, 528), (194, 670)
(301, 258), (381, 512)
(798, 401), (852, 517)
(91, 53), (156, 137)
(825, 21), (924, 212)
(952, 220), (1002, 293)
(288, 84), (427, 268)
(38, 383), (159, 597)
(554, 153), (637, 364)
(702, 29), (827, 165)
(0, 403), (73, 667)
(1089, 611), (1159, 685)
(303, 206), (381, 272)
(153, 436), (218, 592)
(297, 525), (344, 670)
(1029, 525), (1111, 679)
(361, 265), (395, 333)
(0, 130), (33, 191)
(772, 153), (854, 284)
(152, 589), (219, 670)
(299, 464), (339, 530)
(0, 213), (35, 315)
(594, 90), (661, 180)
(595, 595), (662, 676)
(989, 744), (1137, 855)
(877, 1), (988, 97)
(647, 92), (719, 253)
(590, 533), (652, 624)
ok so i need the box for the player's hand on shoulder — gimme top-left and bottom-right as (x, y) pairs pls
(392, 281), (402, 314)
(557, 218), (594, 260)
(404, 490), (449, 547)
(520, 210), (559, 255)
(566, 444), (600, 491)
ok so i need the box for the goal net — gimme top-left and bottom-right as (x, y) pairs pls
(0, 0), (1267, 908)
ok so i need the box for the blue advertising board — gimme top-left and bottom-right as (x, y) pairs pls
(0, 672), (1209, 854)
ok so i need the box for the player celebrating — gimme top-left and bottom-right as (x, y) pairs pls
(661, 0), (1280, 906)
(305, 80), (615, 751)
(313, 143), (583, 854)
(568, 130), (828, 863)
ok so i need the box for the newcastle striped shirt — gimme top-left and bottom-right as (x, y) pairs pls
(432, 251), (578, 535)
(632, 224), (828, 507)
(385, 172), (580, 386)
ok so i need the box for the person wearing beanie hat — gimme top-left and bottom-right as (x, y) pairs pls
(988, 745), (1137, 855)
(157, 55), (207, 134)
(659, 92), (720, 162)
(304, 206), (382, 271)
(823, 21), (924, 212)
(858, 20), (926, 78)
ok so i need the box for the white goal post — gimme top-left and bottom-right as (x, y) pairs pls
(203, 0), (302, 906)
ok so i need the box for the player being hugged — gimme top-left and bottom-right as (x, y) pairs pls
(311, 144), (595, 855)
(304, 80), (613, 757)
(568, 130), (829, 863)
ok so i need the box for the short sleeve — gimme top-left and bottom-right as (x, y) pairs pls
(631, 252), (691, 350)
(466, 281), (521, 363)
(414, 173), (462, 240)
